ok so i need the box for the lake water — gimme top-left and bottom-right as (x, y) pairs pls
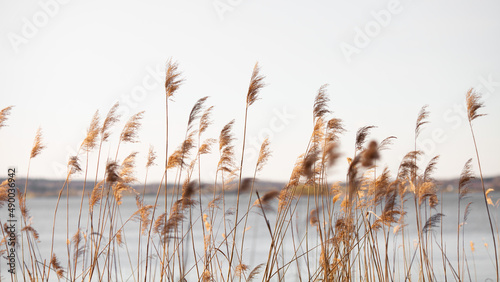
(1, 191), (498, 281)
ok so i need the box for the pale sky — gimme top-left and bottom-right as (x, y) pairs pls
(1, 0), (499, 184)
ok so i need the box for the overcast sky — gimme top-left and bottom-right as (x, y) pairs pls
(1, 0), (499, 184)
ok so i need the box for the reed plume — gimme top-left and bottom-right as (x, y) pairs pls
(218, 120), (236, 174)
(465, 88), (498, 280)
(101, 102), (120, 142)
(257, 137), (272, 172)
(30, 127), (45, 159)
(199, 106), (214, 135)
(466, 88), (485, 122)
(0, 180), (9, 208)
(146, 145), (157, 168)
(188, 96), (209, 131)
(422, 213), (444, 233)
(355, 126), (376, 152)
(81, 110), (100, 152)
(119, 111), (144, 143)
(246, 62), (266, 107)
(165, 58), (184, 98)
(50, 254), (65, 278)
(423, 155), (439, 182)
(253, 190), (279, 210)
(0, 106), (13, 129)
(313, 84), (331, 120)
(415, 105), (429, 138)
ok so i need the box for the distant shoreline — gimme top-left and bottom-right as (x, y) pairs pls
(11, 176), (500, 197)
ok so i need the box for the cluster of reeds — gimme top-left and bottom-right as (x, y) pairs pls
(0, 62), (499, 281)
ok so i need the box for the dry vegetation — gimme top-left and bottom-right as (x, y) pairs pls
(0, 61), (499, 281)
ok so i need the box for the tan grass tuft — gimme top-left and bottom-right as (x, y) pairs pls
(188, 96), (209, 130)
(466, 88), (485, 122)
(247, 263), (265, 281)
(415, 105), (429, 138)
(313, 84), (331, 120)
(199, 106), (214, 135)
(246, 62), (266, 107)
(198, 138), (216, 155)
(0, 180), (9, 208)
(355, 126), (376, 152)
(101, 102), (120, 142)
(256, 137), (271, 172)
(146, 145), (157, 168)
(81, 110), (100, 152)
(119, 111), (144, 143)
(90, 181), (104, 211)
(116, 229), (123, 246)
(68, 155), (82, 176)
(459, 158), (474, 200)
(105, 160), (121, 184)
(0, 106), (14, 130)
(30, 127), (45, 159)
(165, 58), (184, 98)
(235, 263), (248, 277)
(50, 254), (65, 278)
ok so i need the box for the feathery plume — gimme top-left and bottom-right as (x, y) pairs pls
(50, 254), (65, 278)
(422, 213), (444, 233)
(235, 264), (248, 277)
(355, 126), (376, 152)
(218, 120), (236, 174)
(101, 102), (120, 142)
(68, 156), (82, 176)
(378, 136), (397, 151)
(247, 263), (265, 281)
(459, 159), (474, 200)
(105, 160), (121, 184)
(0, 106), (13, 130)
(89, 181), (104, 211)
(119, 152), (138, 184)
(188, 96), (209, 130)
(398, 150), (422, 181)
(0, 181), (8, 208)
(167, 132), (196, 169)
(246, 62), (266, 107)
(198, 138), (216, 155)
(466, 88), (485, 122)
(313, 84), (331, 120)
(415, 105), (429, 138)
(120, 111), (144, 143)
(256, 137), (271, 172)
(326, 117), (345, 142)
(423, 155), (439, 182)
(165, 58), (183, 98)
(21, 225), (40, 241)
(199, 106), (214, 135)
(253, 190), (279, 210)
(116, 229), (123, 246)
(81, 110), (100, 152)
(17, 189), (28, 218)
(181, 180), (196, 208)
(146, 145), (157, 168)
(30, 127), (45, 159)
